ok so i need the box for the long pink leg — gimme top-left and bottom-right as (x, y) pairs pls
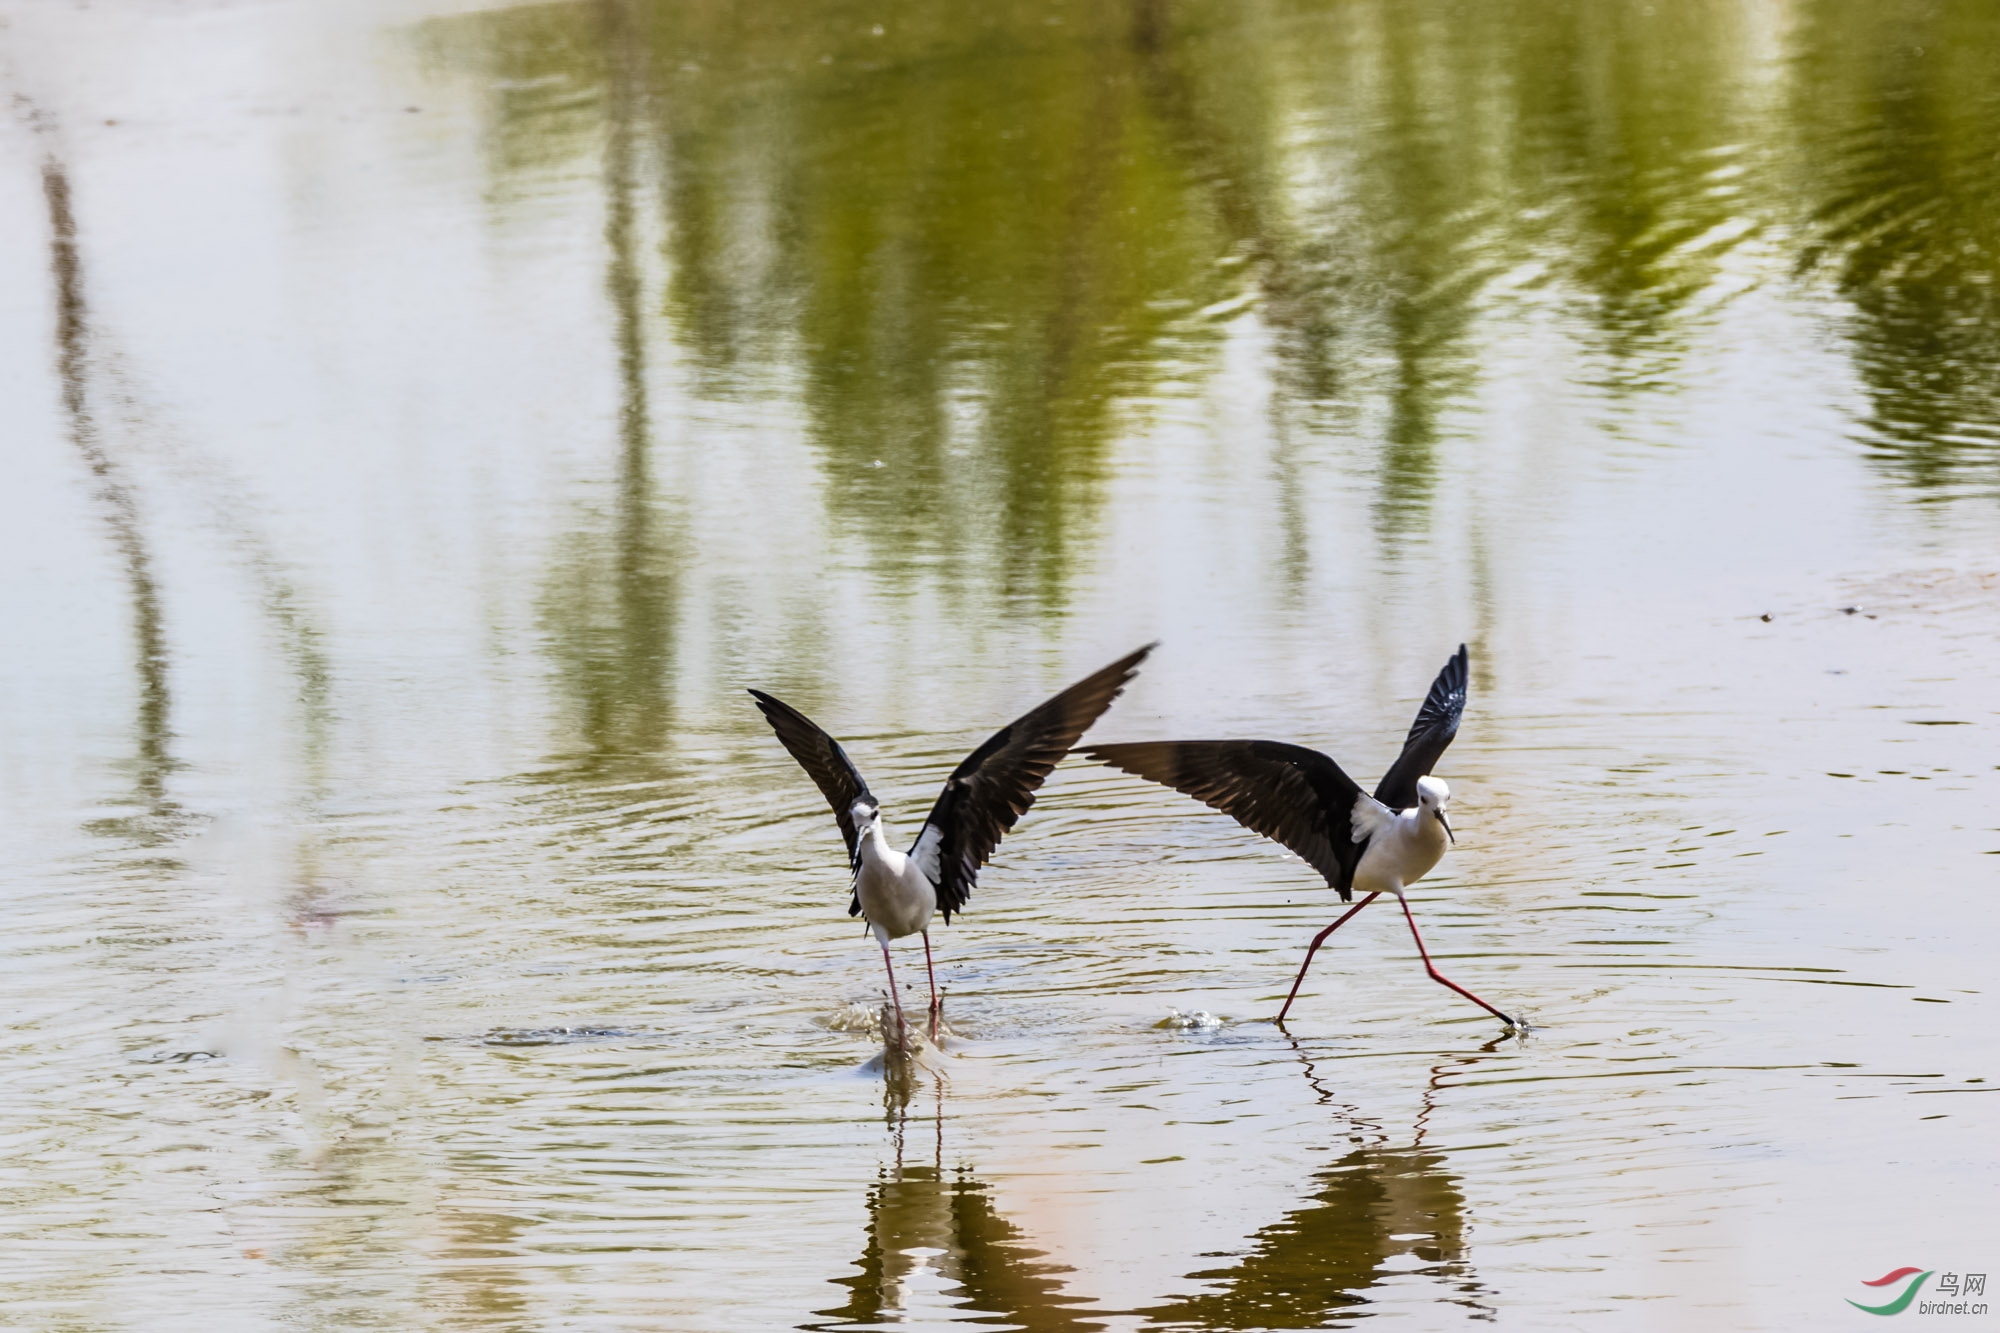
(1276, 892), (1381, 1023)
(878, 939), (909, 1050)
(1397, 893), (1516, 1027)
(921, 931), (941, 1040)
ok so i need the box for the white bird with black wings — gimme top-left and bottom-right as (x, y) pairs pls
(752, 645), (1153, 1046)
(1083, 644), (1518, 1029)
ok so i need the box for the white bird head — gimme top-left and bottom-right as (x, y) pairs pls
(1416, 775), (1453, 843)
(850, 798), (881, 834)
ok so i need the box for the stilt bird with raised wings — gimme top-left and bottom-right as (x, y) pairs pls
(1082, 644), (1517, 1030)
(752, 645), (1153, 1047)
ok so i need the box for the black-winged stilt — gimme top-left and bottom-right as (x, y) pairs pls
(1082, 644), (1517, 1029)
(752, 644), (1154, 1047)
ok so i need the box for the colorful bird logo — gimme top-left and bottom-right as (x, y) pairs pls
(1848, 1267), (1933, 1316)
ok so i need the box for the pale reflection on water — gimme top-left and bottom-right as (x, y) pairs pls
(2, 0), (1999, 1327)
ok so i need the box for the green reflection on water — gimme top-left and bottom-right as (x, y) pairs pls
(416, 0), (2000, 742)
(422, 0), (2000, 604)
(534, 1), (686, 779)
(1791, 0), (2000, 494)
(427, 0), (1242, 608)
(1494, 0), (1765, 383)
(812, 1162), (1104, 1331)
(1141, 1146), (1482, 1328)
(41, 153), (180, 844)
(807, 1067), (1103, 1330)
(805, 1055), (1484, 1329)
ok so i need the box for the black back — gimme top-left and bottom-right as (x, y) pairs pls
(914, 644), (1154, 921)
(1372, 644), (1468, 811)
(1080, 739), (1370, 900)
(748, 689), (876, 873)
(1081, 644), (1471, 902)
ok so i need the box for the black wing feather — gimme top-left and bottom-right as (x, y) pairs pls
(1081, 739), (1370, 899)
(914, 644), (1155, 921)
(1372, 644), (1468, 811)
(748, 689), (876, 913)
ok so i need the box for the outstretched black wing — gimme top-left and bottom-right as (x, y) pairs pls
(1372, 644), (1468, 812)
(910, 644), (1155, 921)
(749, 689), (876, 889)
(1081, 739), (1373, 900)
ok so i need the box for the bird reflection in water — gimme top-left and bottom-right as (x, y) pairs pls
(1140, 1041), (1499, 1328)
(807, 1051), (1103, 1331)
(812, 1033), (1500, 1328)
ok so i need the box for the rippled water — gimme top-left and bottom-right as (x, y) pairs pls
(4, 0), (1999, 1327)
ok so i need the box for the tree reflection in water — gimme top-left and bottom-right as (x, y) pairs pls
(420, 0), (2000, 641)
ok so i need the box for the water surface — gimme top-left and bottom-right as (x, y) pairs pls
(3, 0), (1999, 1327)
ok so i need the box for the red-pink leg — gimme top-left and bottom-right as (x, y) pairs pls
(1397, 893), (1516, 1027)
(921, 931), (940, 1040)
(878, 939), (909, 1050)
(1276, 892), (1381, 1023)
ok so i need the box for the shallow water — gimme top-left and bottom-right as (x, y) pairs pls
(3, 0), (1999, 1328)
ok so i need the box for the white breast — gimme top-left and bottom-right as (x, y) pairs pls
(853, 823), (937, 941)
(1350, 801), (1449, 894)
